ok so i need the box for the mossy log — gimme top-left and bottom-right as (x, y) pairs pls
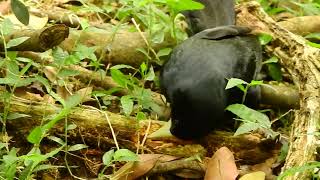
(3, 92), (278, 164)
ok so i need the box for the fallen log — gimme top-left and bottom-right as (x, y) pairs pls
(237, 2), (320, 179)
(1, 24), (69, 52)
(59, 28), (175, 67)
(3, 91), (279, 164)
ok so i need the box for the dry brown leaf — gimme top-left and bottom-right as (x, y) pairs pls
(0, 1), (10, 15)
(43, 66), (58, 83)
(239, 171), (265, 180)
(204, 147), (238, 180)
(76, 86), (93, 103)
(111, 154), (177, 180)
(57, 86), (71, 101)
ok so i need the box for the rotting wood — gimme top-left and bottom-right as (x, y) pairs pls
(237, 2), (320, 179)
(0, 24), (69, 52)
(2, 92), (278, 164)
(59, 28), (175, 67)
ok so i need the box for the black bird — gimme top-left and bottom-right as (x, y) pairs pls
(160, 0), (262, 139)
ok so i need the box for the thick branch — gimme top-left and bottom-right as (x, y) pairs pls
(3, 93), (278, 164)
(1, 24), (69, 52)
(237, 2), (320, 179)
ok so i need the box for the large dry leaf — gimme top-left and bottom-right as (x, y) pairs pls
(204, 147), (238, 180)
(111, 154), (177, 180)
(239, 171), (265, 180)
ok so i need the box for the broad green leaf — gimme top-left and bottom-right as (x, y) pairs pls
(140, 62), (147, 75)
(166, 0), (204, 13)
(136, 112), (146, 121)
(234, 122), (260, 136)
(136, 48), (151, 59)
(258, 33), (273, 45)
(47, 136), (65, 145)
(68, 144), (88, 152)
(6, 37), (30, 48)
(267, 63), (283, 81)
(1, 18), (14, 35)
(27, 126), (43, 144)
(305, 32), (320, 40)
(249, 80), (263, 86)
(57, 69), (80, 78)
(226, 104), (271, 128)
(145, 66), (155, 81)
(64, 93), (81, 109)
(52, 47), (69, 66)
(10, 0), (29, 25)
(102, 149), (115, 166)
(157, 48), (172, 57)
(225, 78), (247, 89)
(110, 69), (129, 88)
(113, 149), (139, 162)
(121, 95), (133, 116)
(306, 41), (320, 48)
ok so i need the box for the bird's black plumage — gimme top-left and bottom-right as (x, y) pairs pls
(160, 0), (262, 139)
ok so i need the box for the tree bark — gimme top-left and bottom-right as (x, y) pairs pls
(237, 2), (320, 179)
(2, 91), (278, 164)
(1, 24), (69, 52)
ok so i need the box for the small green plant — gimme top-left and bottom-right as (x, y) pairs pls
(277, 162), (320, 180)
(99, 148), (139, 178)
(225, 78), (277, 137)
(107, 63), (160, 120)
(263, 56), (283, 81)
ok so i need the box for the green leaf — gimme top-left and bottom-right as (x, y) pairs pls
(267, 63), (283, 81)
(305, 32), (320, 40)
(157, 48), (172, 57)
(1, 18), (14, 35)
(145, 66), (155, 81)
(113, 149), (139, 162)
(66, 124), (77, 130)
(52, 47), (69, 66)
(27, 126), (43, 144)
(121, 95), (133, 116)
(57, 69), (80, 78)
(249, 80), (263, 86)
(7, 113), (30, 120)
(234, 122), (260, 136)
(140, 62), (147, 75)
(166, 0), (204, 13)
(136, 48), (151, 59)
(74, 44), (97, 61)
(110, 69), (130, 88)
(263, 56), (278, 64)
(10, 0), (30, 25)
(47, 136), (65, 145)
(258, 33), (273, 45)
(110, 64), (135, 70)
(6, 37), (30, 48)
(68, 144), (88, 152)
(136, 112), (146, 121)
(306, 41), (320, 48)
(64, 93), (81, 109)
(226, 104), (271, 128)
(102, 149), (115, 166)
(225, 78), (247, 89)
